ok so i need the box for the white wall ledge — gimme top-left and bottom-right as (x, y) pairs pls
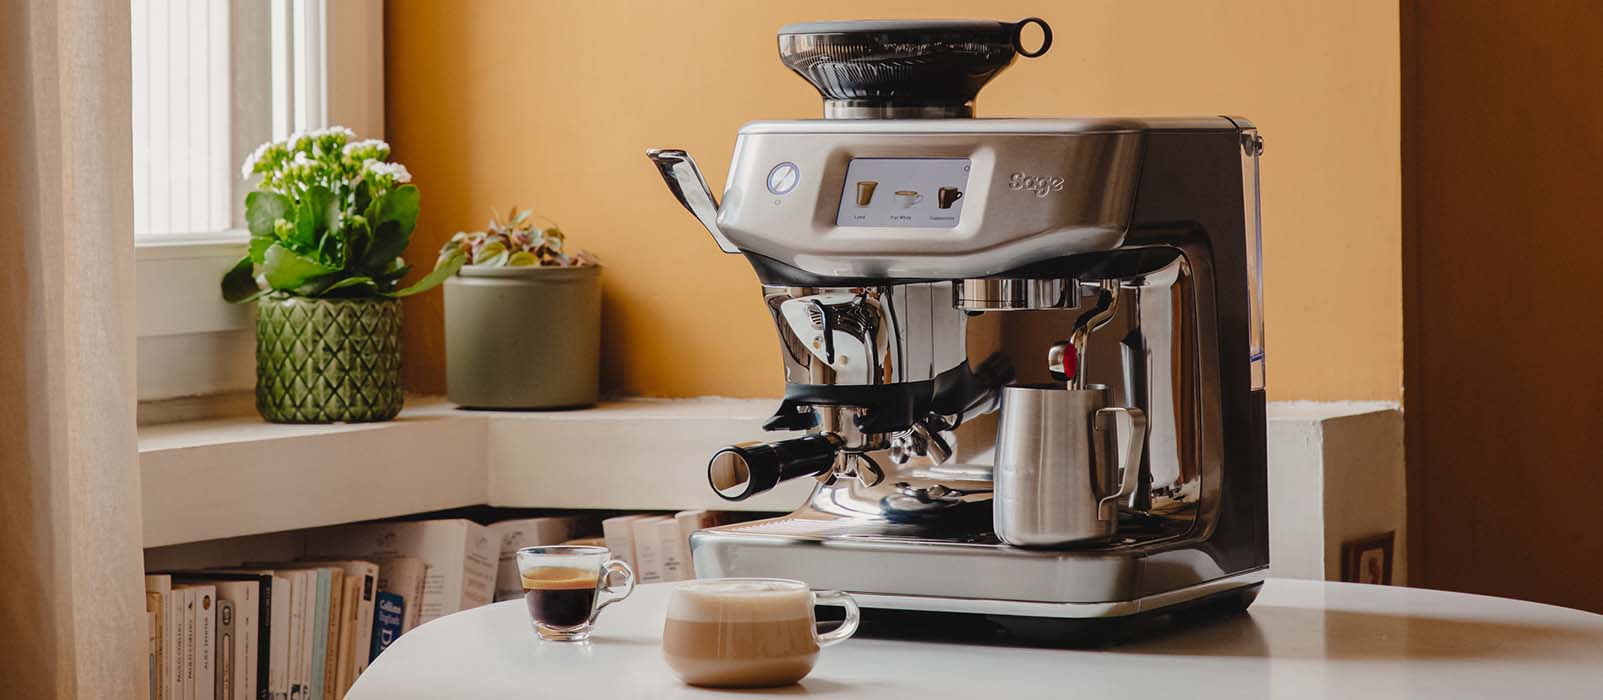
(141, 398), (1405, 585)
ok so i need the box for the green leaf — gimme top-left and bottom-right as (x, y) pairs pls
(293, 274), (341, 297)
(262, 242), (340, 291)
(245, 191), (292, 264)
(376, 257), (412, 282)
(373, 185), (420, 232)
(472, 240), (509, 266)
(324, 195), (346, 259)
(221, 255), (264, 303)
(362, 185), (420, 268)
(245, 191), (291, 238)
(385, 248), (465, 298)
(507, 251), (538, 267)
(321, 276), (376, 295)
(291, 186), (336, 250)
(249, 235), (275, 265)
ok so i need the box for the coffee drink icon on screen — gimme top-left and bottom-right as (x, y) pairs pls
(855, 181), (878, 206)
(895, 190), (923, 208)
(937, 187), (964, 209)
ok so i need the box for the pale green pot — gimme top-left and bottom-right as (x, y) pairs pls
(444, 265), (601, 409)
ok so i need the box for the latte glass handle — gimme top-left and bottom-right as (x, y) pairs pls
(1095, 406), (1147, 521)
(811, 590), (860, 648)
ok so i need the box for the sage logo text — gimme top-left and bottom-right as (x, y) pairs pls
(1007, 172), (1065, 198)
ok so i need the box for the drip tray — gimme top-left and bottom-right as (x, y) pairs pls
(690, 512), (1252, 617)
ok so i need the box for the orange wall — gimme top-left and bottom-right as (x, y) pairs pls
(386, 0), (1401, 401)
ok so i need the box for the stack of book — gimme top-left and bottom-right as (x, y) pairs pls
(145, 557), (410, 700)
(600, 510), (724, 584)
(143, 512), (735, 698)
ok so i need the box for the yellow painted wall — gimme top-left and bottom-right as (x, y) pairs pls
(386, 0), (1401, 401)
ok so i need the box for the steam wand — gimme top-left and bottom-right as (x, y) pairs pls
(1050, 282), (1119, 388)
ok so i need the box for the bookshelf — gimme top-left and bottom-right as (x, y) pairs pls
(139, 398), (812, 548)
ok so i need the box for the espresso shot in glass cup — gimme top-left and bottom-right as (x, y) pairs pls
(516, 545), (634, 642)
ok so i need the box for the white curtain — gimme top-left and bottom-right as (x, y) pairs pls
(0, 0), (146, 698)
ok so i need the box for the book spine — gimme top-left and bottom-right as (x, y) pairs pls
(675, 510), (718, 577)
(177, 588), (192, 700)
(320, 572), (342, 700)
(333, 577), (357, 697)
(148, 609), (159, 700)
(195, 587), (216, 700)
(307, 572), (329, 700)
(368, 592), (404, 662)
(404, 565), (425, 634)
(632, 518), (666, 583)
(256, 578), (272, 700)
(352, 569), (376, 678)
(286, 574), (304, 700)
(462, 528), (498, 612)
(656, 519), (688, 582)
(217, 600), (234, 700)
(165, 588), (176, 700)
(270, 576), (290, 700)
(602, 516), (643, 571)
(146, 591), (166, 700)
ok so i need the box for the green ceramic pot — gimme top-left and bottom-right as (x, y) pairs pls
(445, 265), (600, 409)
(255, 296), (404, 423)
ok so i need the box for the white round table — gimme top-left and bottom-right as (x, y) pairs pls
(349, 578), (1603, 699)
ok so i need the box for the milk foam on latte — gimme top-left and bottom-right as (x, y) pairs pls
(662, 579), (820, 688)
(668, 579), (812, 620)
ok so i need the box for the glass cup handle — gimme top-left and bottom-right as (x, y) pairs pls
(591, 559), (635, 623)
(811, 590), (860, 648)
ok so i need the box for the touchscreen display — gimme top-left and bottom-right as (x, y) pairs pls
(835, 158), (971, 229)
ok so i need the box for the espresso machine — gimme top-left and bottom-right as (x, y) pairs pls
(647, 18), (1268, 632)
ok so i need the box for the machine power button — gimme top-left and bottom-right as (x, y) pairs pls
(766, 162), (800, 195)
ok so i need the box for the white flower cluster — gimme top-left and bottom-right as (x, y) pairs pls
(290, 125), (357, 150)
(341, 138), (390, 161)
(240, 126), (361, 180)
(365, 160), (412, 184)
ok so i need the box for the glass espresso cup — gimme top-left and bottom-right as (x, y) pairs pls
(662, 578), (859, 688)
(516, 545), (634, 641)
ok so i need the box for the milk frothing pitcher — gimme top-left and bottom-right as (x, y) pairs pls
(994, 385), (1147, 547)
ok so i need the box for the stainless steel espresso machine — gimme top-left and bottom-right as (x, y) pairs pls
(647, 17), (1268, 633)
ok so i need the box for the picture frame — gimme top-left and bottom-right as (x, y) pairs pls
(1341, 531), (1396, 585)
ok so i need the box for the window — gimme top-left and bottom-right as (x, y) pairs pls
(131, 0), (383, 407)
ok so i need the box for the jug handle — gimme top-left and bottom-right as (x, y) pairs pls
(1095, 407), (1147, 521)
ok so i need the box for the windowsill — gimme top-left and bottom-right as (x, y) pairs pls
(138, 397), (810, 548)
(140, 397), (1406, 584)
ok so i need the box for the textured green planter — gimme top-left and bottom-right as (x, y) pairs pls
(445, 265), (600, 409)
(255, 297), (404, 423)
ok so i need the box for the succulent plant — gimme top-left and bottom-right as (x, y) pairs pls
(440, 206), (597, 268)
(221, 127), (467, 303)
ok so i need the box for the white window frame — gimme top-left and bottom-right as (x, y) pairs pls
(136, 0), (384, 405)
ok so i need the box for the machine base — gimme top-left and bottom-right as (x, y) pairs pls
(831, 582), (1263, 648)
(691, 513), (1268, 618)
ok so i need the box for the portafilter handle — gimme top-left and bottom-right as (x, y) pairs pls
(708, 434), (843, 501)
(645, 148), (739, 254)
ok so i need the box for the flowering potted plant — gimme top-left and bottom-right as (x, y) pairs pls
(221, 127), (466, 423)
(441, 206), (600, 409)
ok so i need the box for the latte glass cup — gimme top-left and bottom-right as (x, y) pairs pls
(662, 578), (859, 688)
(516, 545), (634, 642)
